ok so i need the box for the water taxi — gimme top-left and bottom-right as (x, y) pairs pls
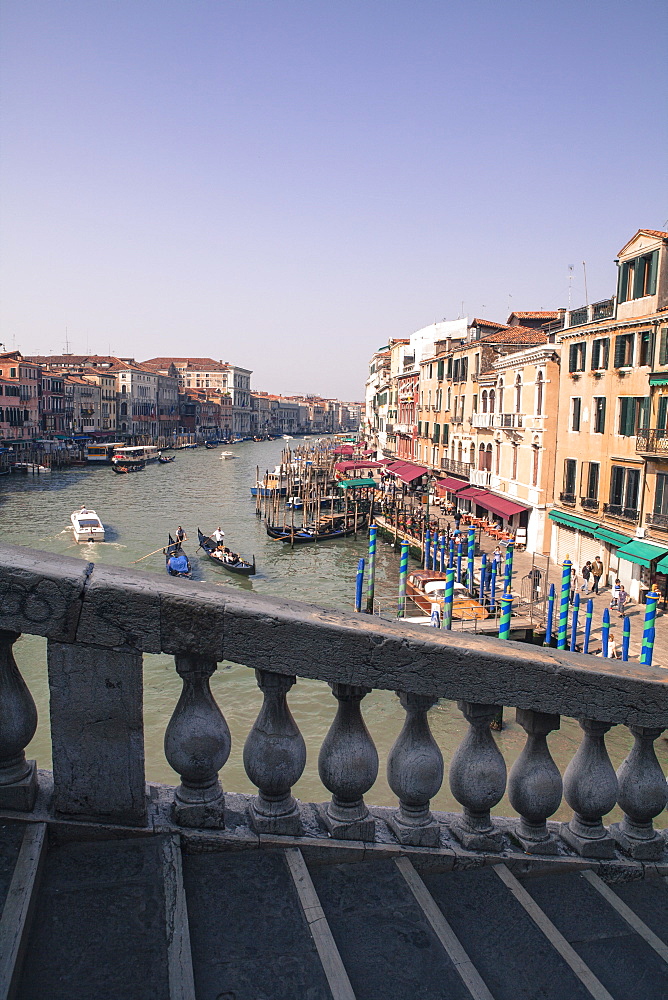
(219, 452), (238, 460)
(70, 508), (105, 542)
(406, 570), (488, 621)
(86, 442), (125, 464)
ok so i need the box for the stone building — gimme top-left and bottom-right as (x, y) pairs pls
(0, 352), (41, 443)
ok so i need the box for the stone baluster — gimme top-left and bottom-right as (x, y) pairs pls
(243, 670), (306, 835)
(561, 719), (617, 857)
(610, 726), (667, 860)
(449, 702), (507, 850)
(164, 653), (230, 828)
(508, 709), (562, 854)
(387, 692), (443, 846)
(318, 684), (378, 841)
(0, 630), (38, 811)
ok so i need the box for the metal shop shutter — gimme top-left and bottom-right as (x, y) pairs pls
(556, 525), (578, 566)
(578, 532), (601, 568)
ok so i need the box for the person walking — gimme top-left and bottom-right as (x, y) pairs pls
(610, 578), (621, 610)
(618, 586), (629, 617)
(592, 556), (604, 594)
(581, 561), (592, 594)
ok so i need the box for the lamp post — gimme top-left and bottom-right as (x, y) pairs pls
(423, 473), (437, 567)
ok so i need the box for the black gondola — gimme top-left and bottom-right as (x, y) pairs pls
(197, 528), (256, 576)
(165, 534), (192, 577)
(111, 460), (146, 474)
(266, 519), (365, 543)
(158, 455), (175, 464)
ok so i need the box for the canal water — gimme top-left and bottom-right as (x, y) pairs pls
(3, 438), (665, 824)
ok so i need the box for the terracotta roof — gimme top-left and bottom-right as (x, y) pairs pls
(639, 230), (668, 239)
(482, 327), (548, 345)
(507, 311), (560, 320)
(142, 357), (229, 372)
(471, 318), (508, 329)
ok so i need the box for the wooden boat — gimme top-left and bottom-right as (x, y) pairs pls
(165, 534), (192, 577)
(205, 442), (218, 449)
(112, 459), (145, 474)
(158, 455), (175, 464)
(197, 528), (256, 576)
(285, 496), (304, 510)
(266, 518), (365, 543)
(70, 508), (105, 542)
(406, 570), (488, 621)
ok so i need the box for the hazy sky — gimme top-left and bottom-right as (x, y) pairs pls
(1, 1), (666, 400)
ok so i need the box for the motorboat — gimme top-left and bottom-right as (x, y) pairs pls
(12, 463), (50, 474)
(282, 434), (294, 440)
(70, 508), (105, 543)
(285, 496), (304, 510)
(219, 452), (238, 460)
(406, 570), (488, 621)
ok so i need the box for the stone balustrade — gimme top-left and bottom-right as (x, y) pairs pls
(1, 542), (667, 862)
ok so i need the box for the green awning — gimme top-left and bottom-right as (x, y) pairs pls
(338, 478), (376, 488)
(649, 374), (668, 386)
(548, 510), (599, 535)
(594, 526), (630, 547)
(616, 539), (668, 569)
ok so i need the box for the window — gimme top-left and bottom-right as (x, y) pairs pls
(592, 396), (606, 433)
(563, 458), (577, 495)
(639, 329), (656, 367)
(535, 372), (543, 415)
(585, 462), (599, 499)
(568, 342), (587, 372)
(472, 394), (477, 412)
(617, 251), (659, 303)
(610, 466), (640, 511)
(654, 473), (668, 517)
(489, 389), (495, 413)
(437, 359), (444, 380)
(531, 446), (539, 487)
(658, 396), (668, 430)
(614, 334), (634, 368)
(591, 338), (610, 370)
(618, 396), (650, 436)
(433, 424), (440, 443)
(659, 328), (668, 366)
(571, 397), (582, 431)
(511, 444), (518, 480)
(495, 442), (501, 475)
(478, 443), (485, 470)
(481, 390), (487, 413)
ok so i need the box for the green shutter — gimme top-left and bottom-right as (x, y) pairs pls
(618, 261), (629, 303)
(640, 397), (651, 429)
(437, 359), (444, 380)
(591, 340), (600, 369)
(648, 328), (656, 368)
(417, 421), (422, 436)
(434, 424), (440, 442)
(614, 335), (627, 368)
(658, 396), (668, 430)
(619, 397), (630, 435)
(660, 329), (668, 365)
(633, 257), (645, 299)
(569, 344), (577, 372)
(443, 423), (449, 445)
(647, 250), (659, 295)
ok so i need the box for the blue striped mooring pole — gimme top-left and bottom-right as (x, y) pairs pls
(583, 597), (593, 654)
(557, 560), (571, 650)
(443, 568), (455, 630)
(490, 566), (497, 611)
(467, 528), (475, 593)
(602, 607), (610, 658)
(640, 591), (660, 665)
(366, 525), (377, 613)
(355, 558), (365, 613)
(479, 553), (488, 602)
(423, 529), (431, 569)
(439, 535), (446, 573)
(398, 541), (409, 618)
(456, 539), (463, 583)
(499, 594), (513, 640)
(569, 592), (580, 652)
(622, 615), (631, 661)
(544, 583), (555, 646)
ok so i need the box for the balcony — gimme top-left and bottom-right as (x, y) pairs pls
(646, 511), (668, 531)
(440, 457), (470, 477)
(470, 412), (494, 429)
(497, 413), (523, 429)
(559, 492), (576, 506)
(603, 503), (639, 523)
(568, 306), (589, 327)
(470, 469), (492, 487)
(636, 428), (668, 455)
(580, 497), (600, 511)
(565, 298), (616, 328)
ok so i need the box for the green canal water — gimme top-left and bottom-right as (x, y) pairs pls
(2, 438), (665, 824)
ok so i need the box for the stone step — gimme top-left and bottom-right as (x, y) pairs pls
(0, 822), (46, 1000)
(420, 863), (595, 1000)
(309, 858), (475, 1000)
(182, 846), (335, 1000)
(16, 834), (180, 1000)
(518, 869), (668, 1000)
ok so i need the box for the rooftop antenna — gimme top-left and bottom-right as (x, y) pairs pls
(507, 293), (512, 316)
(582, 261), (589, 306)
(568, 265), (574, 309)
(64, 327), (71, 355)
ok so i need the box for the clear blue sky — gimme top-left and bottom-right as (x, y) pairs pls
(1, 0), (666, 400)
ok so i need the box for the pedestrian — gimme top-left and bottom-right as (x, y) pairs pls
(608, 633), (620, 658)
(569, 563), (578, 604)
(491, 545), (502, 570)
(610, 578), (621, 610)
(581, 561), (592, 594)
(618, 586), (628, 617)
(454, 510), (462, 531)
(591, 556), (604, 594)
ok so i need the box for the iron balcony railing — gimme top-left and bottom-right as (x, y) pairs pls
(636, 428), (668, 455)
(645, 511), (668, 531)
(440, 457), (471, 476)
(559, 492), (576, 505)
(580, 497), (600, 511)
(603, 503), (639, 523)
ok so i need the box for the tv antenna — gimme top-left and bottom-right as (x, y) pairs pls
(568, 265), (574, 309)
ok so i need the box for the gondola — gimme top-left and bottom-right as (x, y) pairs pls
(266, 520), (365, 543)
(158, 455), (175, 464)
(164, 534), (192, 577)
(205, 441), (218, 449)
(111, 459), (145, 474)
(197, 528), (256, 576)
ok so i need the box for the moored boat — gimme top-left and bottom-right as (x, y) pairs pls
(158, 455), (175, 464)
(70, 507), (105, 542)
(285, 496), (304, 510)
(165, 534), (192, 577)
(406, 570), (488, 621)
(266, 518), (365, 543)
(197, 529), (256, 575)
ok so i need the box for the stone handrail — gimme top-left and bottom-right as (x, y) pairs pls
(1, 542), (667, 862)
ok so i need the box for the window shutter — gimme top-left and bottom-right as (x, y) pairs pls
(626, 469), (640, 509)
(602, 338), (610, 368)
(437, 359), (444, 380)
(660, 329), (668, 365)
(591, 340), (600, 370)
(633, 257), (646, 299)
(443, 424), (449, 445)
(417, 421), (422, 436)
(656, 473), (667, 516)
(640, 397), (651, 429)
(598, 396), (606, 433)
(569, 344), (577, 372)
(617, 262), (629, 303)
(434, 424), (440, 442)
(648, 328), (656, 368)
(647, 250), (659, 295)
(614, 335), (626, 368)
(572, 398), (581, 431)
(658, 396), (668, 430)
(619, 397), (630, 435)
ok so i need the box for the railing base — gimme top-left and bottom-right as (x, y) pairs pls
(609, 823), (666, 861)
(509, 827), (560, 856)
(0, 760), (37, 812)
(316, 803), (375, 842)
(559, 821), (616, 859)
(448, 818), (503, 852)
(248, 800), (302, 837)
(173, 783), (225, 829)
(386, 811), (441, 848)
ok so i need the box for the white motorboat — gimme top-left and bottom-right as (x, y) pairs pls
(219, 452), (238, 460)
(282, 434), (293, 440)
(70, 508), (105, 542)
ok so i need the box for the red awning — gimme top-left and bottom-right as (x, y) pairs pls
(387, 461), (428, 484)
(480, 494), (529, 519)
(456, 486), (490, 502)
(436, 476), (470, 495)
(334, 460), (382, 472)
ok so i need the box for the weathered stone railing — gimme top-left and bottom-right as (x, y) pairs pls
(1, 543), (668, 862)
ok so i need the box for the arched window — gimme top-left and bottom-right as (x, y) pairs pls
(486, 442), (493, 472)
(498, 380), (504, 413)
(536, 372), (544, 415)
(515, 375), (522, 414)
(495, 442), (501, 475)
(469, 444), (475, 466)
(120, 402), (127, 416)
(457, 441), (463, 462)
(532, 444), (540, 487)
(512, 443), (519, 479)
(121, 385), (127, 394)
(489, 389), (496, 414)
(481, 390), (488, 413)
(478, 443), (486, 470)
